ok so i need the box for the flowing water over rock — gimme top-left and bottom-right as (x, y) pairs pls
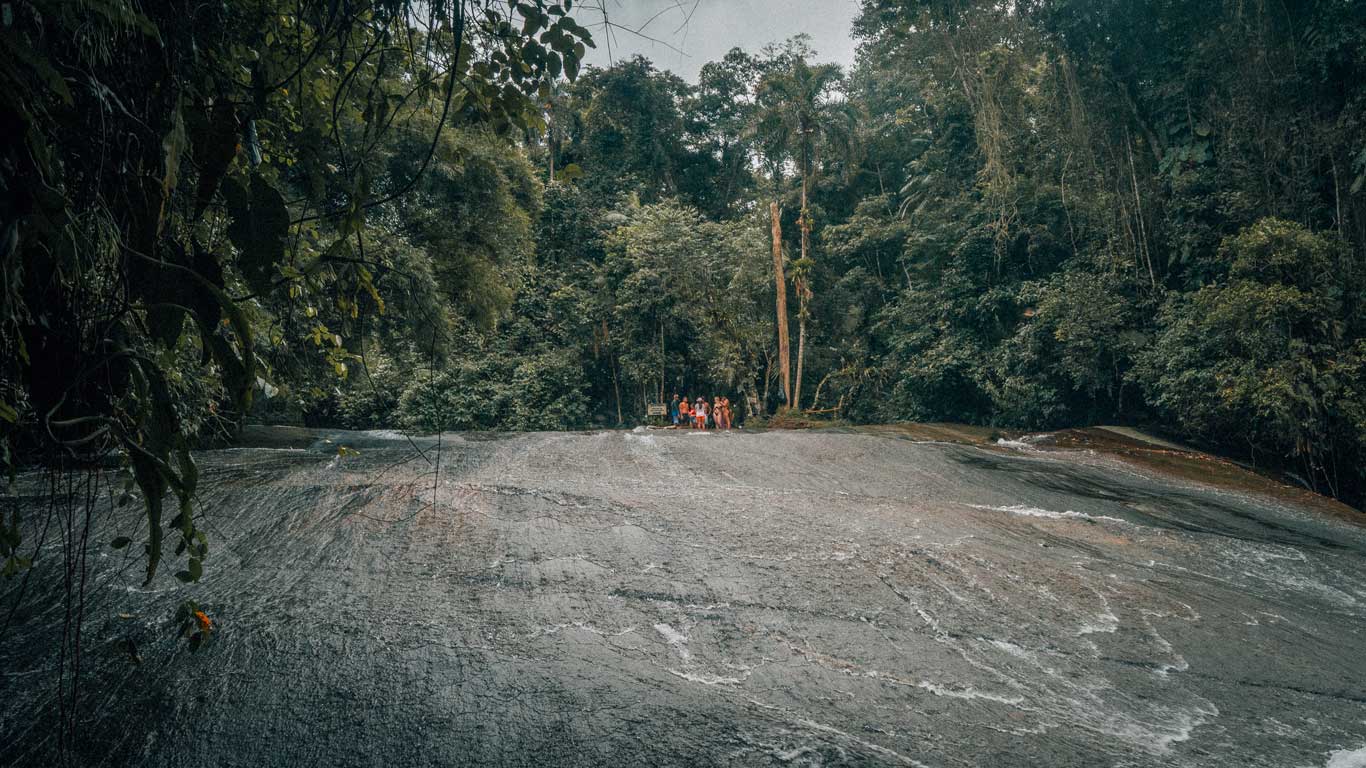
(2, 427), (1365, 766)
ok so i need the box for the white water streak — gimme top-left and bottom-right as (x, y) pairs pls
(1324, 746), (1366, 768)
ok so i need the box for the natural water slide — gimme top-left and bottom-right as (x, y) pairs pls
(2, 427), (1364, 766)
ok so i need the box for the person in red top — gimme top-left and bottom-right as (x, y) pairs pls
(678, 397), (691, 429)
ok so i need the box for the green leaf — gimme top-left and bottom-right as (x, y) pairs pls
(160, 104), (188, 219)
(0, 401), (17, 423)
(175, 600), (199, 623)
(223, 174), (291, 295)
(111, 536), (132, 550)
(175, 570), (194, 583)
(1, 30), (74, 105)
(147, 304), (187, 349)
(188, 557), (203, 581)
(555, 162), (584, 182)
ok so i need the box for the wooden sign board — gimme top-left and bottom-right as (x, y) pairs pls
(646, 404), (668, 417)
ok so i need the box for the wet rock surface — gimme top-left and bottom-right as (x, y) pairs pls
(3, 427), (1366, 766)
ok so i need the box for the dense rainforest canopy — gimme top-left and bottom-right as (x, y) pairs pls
(338, 0), (1366, 508)
(3, 0), (1366, 612)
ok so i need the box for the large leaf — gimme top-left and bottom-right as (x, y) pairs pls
(146, 304), (186, 349)
(143, 242), (200, 348)
(223, 174), (290, 295)
(189, 101), (240, 218)
(159, 104), (187, 234)
(188, 240), (257, 417)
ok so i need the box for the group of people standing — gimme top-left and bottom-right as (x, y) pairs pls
(670, 394), (734, 430)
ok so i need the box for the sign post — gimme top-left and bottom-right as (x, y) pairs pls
(645, 403), (667, 427)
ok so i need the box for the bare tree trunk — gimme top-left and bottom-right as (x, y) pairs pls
(770, 201), (791, 407)
(794, 176), (811, 410)
(546, 108), (555, 182)
(760, 353), (773, 415)
(611, 355), (622, 426)
(1333, 158), (1343, 236)
(1113, 75), (1165, 165)
(1126, 134), (1156, 288)
(811, 370), (834, 411)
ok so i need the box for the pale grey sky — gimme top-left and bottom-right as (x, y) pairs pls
(577, 0), (862, 82)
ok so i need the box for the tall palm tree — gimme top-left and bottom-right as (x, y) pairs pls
(754, 57), (850, 410)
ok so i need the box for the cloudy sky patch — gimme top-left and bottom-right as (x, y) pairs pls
(577, 0), (861, 81)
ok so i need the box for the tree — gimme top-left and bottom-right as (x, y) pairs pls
(770, 202), (793, 405)
(0, 8), (597, 742)
(1135, 219), (1365, 497)
(563, 56), (691, 203)
(685, 48), (763, 217)
(754, 49), (850, 409)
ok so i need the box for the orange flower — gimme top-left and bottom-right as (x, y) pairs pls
(194, 610), (213, 632)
